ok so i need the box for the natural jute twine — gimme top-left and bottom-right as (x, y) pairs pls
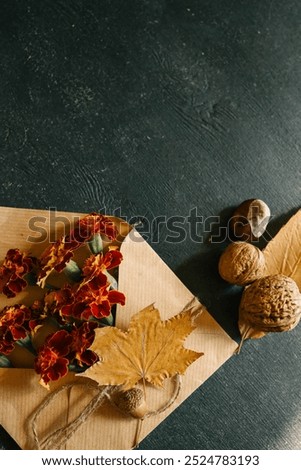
(27, 299), (203, 450)
(28, 381), (112, 450)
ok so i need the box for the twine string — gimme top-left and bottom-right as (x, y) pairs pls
(28, 297), (203, 450)
(28, 381), (112, 450)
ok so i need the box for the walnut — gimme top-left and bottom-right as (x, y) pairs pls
(218, 241), (265, 286)
(239, 274), (301, 333)
(230, 199), (271, 242)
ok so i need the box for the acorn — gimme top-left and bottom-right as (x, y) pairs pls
(112, 388), (148, 419)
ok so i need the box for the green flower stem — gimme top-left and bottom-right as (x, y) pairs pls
(99, 313), (114, 326)
(63, 260), (82, 282)
(88, 233), (103, 254)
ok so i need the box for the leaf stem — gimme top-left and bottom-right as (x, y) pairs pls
(236, 327), (251, 354)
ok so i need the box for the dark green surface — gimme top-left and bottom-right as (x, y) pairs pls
(0, 425), (21, 450)
(0, 0), (300, 450)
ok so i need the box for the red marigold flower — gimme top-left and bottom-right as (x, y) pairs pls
(47, 284), (78, 320)
(84, 272), (108, 292)
(82, 250), (123, 280)
(0, 305), (31, 355)
(42, 287), (74, 322)
(37, 238), (74, 287)
(67, 213), (117, 245)
(53, 286), (74, 309)
(34, 330), (73, 387)
(0, 249), (33, 298)
(77, 278), (125, 320)
(34, 326), (98, 385)
(28, 299), (46, 331)
(37, 214), (118, 287)
(60, 273), (125, 321)
(69, 322), (98, 367)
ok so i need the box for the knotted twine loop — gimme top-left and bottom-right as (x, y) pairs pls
(28, 297), (204, 450)
(27, 375), (182, 450)
(28, 381), (113, 450)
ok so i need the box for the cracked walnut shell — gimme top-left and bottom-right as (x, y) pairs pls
(218, 241), (265, 286)
(239, 274), (301, 333)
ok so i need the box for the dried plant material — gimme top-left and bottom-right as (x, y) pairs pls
(0, 212), (126, 386)
(80, 304), (203, 390)
(112, 388), (148, 419)
(37, 213), (118, 288)
(238, 274), (301, 352)
(0, 207), (239, 451)
(237, 210), (301, 351)
(218, 242), (265, 286)
(264, 209), (301, 289)
(0, 249), (35, 298)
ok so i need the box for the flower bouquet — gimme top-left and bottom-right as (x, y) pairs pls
(0, 213), (129, 387)
(0, 207), (237, 450)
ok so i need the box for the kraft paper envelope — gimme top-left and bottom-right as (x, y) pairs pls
(0, 207), (237, 449)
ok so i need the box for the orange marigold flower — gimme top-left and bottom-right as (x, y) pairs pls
(69, 322), (98, 367)
(34, 330), (73, 387)
(37, 213), (118, 287)
(0, 249), (33, 298)
(82, 250), (123, 280)
(0, 305), (31, 355)
(34, 325), (99, 385)
(60, 273), (125, 321)
(37, 237), (75, 287)
(67, 213), (117, 245)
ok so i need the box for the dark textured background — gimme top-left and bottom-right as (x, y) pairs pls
(0, 0), (300, 450)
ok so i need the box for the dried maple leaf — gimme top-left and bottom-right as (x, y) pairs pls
(80, 304), (203, 390)
(263, 209), (301, 289)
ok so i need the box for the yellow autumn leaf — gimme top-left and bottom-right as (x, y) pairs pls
(264, 209), (301, 289)
(80, 304), (203, 390)
(238, 209), (301, 351)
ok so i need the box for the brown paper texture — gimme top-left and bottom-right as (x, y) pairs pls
(0, 207), (237, 449)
